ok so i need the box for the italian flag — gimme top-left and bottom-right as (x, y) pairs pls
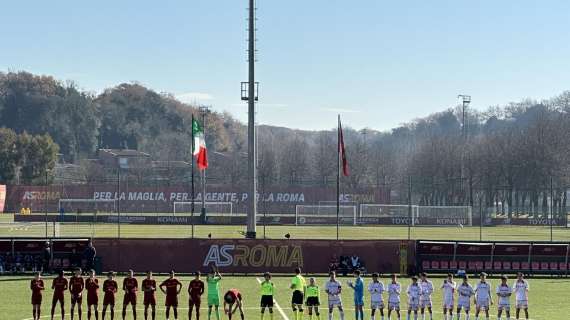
(192, 118), (208, 170)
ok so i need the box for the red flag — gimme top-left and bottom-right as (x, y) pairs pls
(338, 117), (349, 176)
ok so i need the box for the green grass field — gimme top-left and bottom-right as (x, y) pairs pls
(1, 221), (569, 242)
(0, 275), (567, 320)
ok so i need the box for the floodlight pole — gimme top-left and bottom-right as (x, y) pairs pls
(245, 0), (257, 239)
(407, 176), (412, 240)
(45, 170), (49, 239)
(191, 114), (195, 239)
(117, 168), (121, 239)
(458, 94), (471, 206)
(550, 176), (553, 242)
(479, 196), (483, 241)
(199, 106), (210, 224)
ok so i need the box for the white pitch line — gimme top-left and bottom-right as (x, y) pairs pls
(19, 306), (270, 320)
(256, 277), (290, 320)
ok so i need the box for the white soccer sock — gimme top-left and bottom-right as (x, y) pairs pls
(414, 314), (418, 320)
(328, 314), (332, 320)
(340, 311), (345, 320)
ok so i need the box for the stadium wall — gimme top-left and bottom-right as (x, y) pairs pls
(93, 238), (415, 274)
(14, 214), (567, 226)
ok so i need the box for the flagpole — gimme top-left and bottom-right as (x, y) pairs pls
(191, 114), (195, 239)
(336, 114), (341, 241)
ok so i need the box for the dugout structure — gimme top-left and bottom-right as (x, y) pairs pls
(0, 238), (90, 272)
(418, 240), (570, 275)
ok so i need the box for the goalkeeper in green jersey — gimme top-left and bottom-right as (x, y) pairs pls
(207, 266), (222, 320)
(260, 272), (275, 320)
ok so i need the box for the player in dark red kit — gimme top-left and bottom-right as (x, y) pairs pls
(51, 269), (68, 320)
(142, 271), (157, 320)
(160, 270), (183, 320)
(70, 268), (85, 320)
(102, 271), (118, 320)
(188, 271), (205, 320)
(86, 269), (100, 320)
(223, 289), (245, 320)
(31, 271), (45, 320)
(122, 270), (138, 320)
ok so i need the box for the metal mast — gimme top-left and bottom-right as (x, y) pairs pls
(245, 0), (257, 238)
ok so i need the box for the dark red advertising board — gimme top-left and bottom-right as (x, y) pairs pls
(4, 185), (389, 215)
(94, 238), (414, 274)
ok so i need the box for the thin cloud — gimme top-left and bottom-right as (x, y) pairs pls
(176, 92), (214, 104)
(320, 107), (360, 114)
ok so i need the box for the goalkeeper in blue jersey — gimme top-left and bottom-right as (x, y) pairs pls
(348, 270), (365, 320)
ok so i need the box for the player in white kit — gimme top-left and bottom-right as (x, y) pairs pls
(456, 275), (475, 320)
(324, 271), (345, 320)
(474, 272), (493, 320)
(368, 273), (385, 320)
(387, 274), (401, 320)
(406, 276), (422, 320)
(496, 275), (512, 320)
(419, 273), (433, 320)
(512, 273), (529, 320)
(441, 273), (456, 320)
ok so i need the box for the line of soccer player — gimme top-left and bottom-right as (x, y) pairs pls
(286, 269), (530, 320)
(29, 266), (240, 320)
(29, 266), (530, 320)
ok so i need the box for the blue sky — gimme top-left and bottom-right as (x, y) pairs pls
(1, 0), (569, 131)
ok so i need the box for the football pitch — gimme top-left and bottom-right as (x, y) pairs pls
(1, 221), (569, 242)
(0, 275), (568, 320)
